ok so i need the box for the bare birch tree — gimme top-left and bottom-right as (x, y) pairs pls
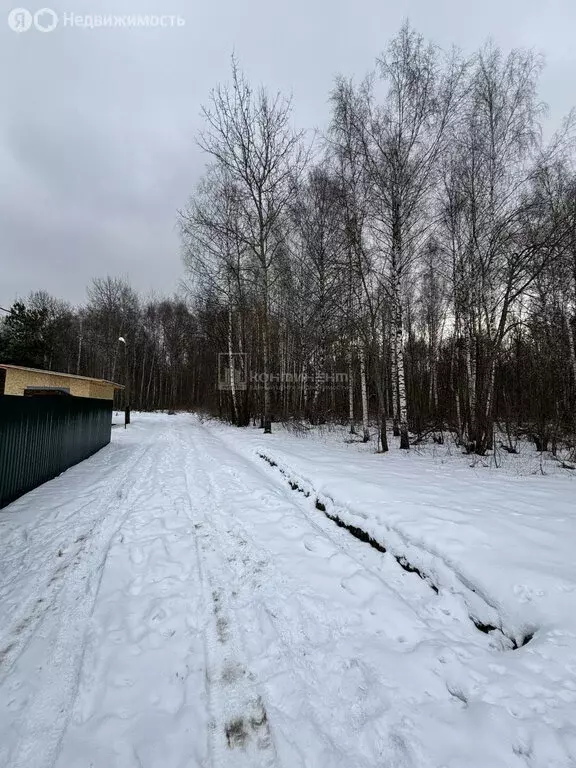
(358, 23), (467, 448)
(198, 58), (306, 432)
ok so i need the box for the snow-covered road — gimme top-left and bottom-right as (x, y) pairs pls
(1, 414), (575, 768)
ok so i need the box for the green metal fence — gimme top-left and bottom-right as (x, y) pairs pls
(0, 395), (113, 509)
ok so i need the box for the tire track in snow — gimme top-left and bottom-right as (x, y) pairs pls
(195, 423), (452, 632)
(54, 425), (210, 768)
(192, 422), (555, 766)
(0, 437), (166, 768)
(188, 420), (455, 767)
(0, 439), (158, 686)
(175, 425), (280, 768)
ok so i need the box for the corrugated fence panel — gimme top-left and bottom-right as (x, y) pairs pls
(0, 396), (113, 509)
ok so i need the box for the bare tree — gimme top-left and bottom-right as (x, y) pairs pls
(291, 165), (346, 422)
(198, 58), (307, 432)
(359, 23), (467, 449)
(180, 168), (250, 424)
(440, 45), (569, 453)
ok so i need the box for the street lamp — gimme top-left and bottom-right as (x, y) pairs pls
(118, 337), (130, 427)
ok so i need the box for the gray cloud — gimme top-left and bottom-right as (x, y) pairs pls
(1, 0), (575, 307)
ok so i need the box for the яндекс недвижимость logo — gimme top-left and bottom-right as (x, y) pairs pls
(8, 7), (58, 32)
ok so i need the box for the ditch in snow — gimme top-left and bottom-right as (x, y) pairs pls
(258, 452), (534, 651)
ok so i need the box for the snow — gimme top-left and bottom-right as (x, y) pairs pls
(1, 413), (575, 767)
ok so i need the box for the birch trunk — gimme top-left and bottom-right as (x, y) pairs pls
(395, 300), (410, 450)
(348, 343), (355, 434)
(391, 345), (400, 437)
(359, 344), (370, 442)
(481, 357), (497, 453)
(452, 335), (463, 442)
(380, 320), (389, 453)
(262, 284), (272, 433)
(227, 303), (239, 424)
(566, 310), (576, 386)
(311, 343), (326, 423)
(463, 327), (476, 450)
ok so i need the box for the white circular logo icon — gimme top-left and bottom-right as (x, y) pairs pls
(34, 7), (58, 32)
(8, 7), (33, 32)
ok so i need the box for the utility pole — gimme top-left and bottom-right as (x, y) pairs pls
(76, 318), (83, 375)
(118, 337), (130, 427)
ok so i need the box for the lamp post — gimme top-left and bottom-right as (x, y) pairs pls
(118, 336), (130, 427)
(76, 318), (83, 375)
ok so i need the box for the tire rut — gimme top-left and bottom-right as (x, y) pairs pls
(1, 439), (166, 768)
(0, 440), (159, 686)
(169, 427), (280, 768)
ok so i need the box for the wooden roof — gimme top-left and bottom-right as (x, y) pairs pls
(0, 364), (124, 390)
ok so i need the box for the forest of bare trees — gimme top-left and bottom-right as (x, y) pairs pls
(0, 280), (208, 411)
(2, 25), (576, 457)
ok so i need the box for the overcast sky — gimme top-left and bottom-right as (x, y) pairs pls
(1, 0), (575, 309)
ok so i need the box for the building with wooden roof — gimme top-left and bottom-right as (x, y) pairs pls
(0, 364), (124, 400)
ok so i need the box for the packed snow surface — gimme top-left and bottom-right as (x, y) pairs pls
(0, 413), (575, 768)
